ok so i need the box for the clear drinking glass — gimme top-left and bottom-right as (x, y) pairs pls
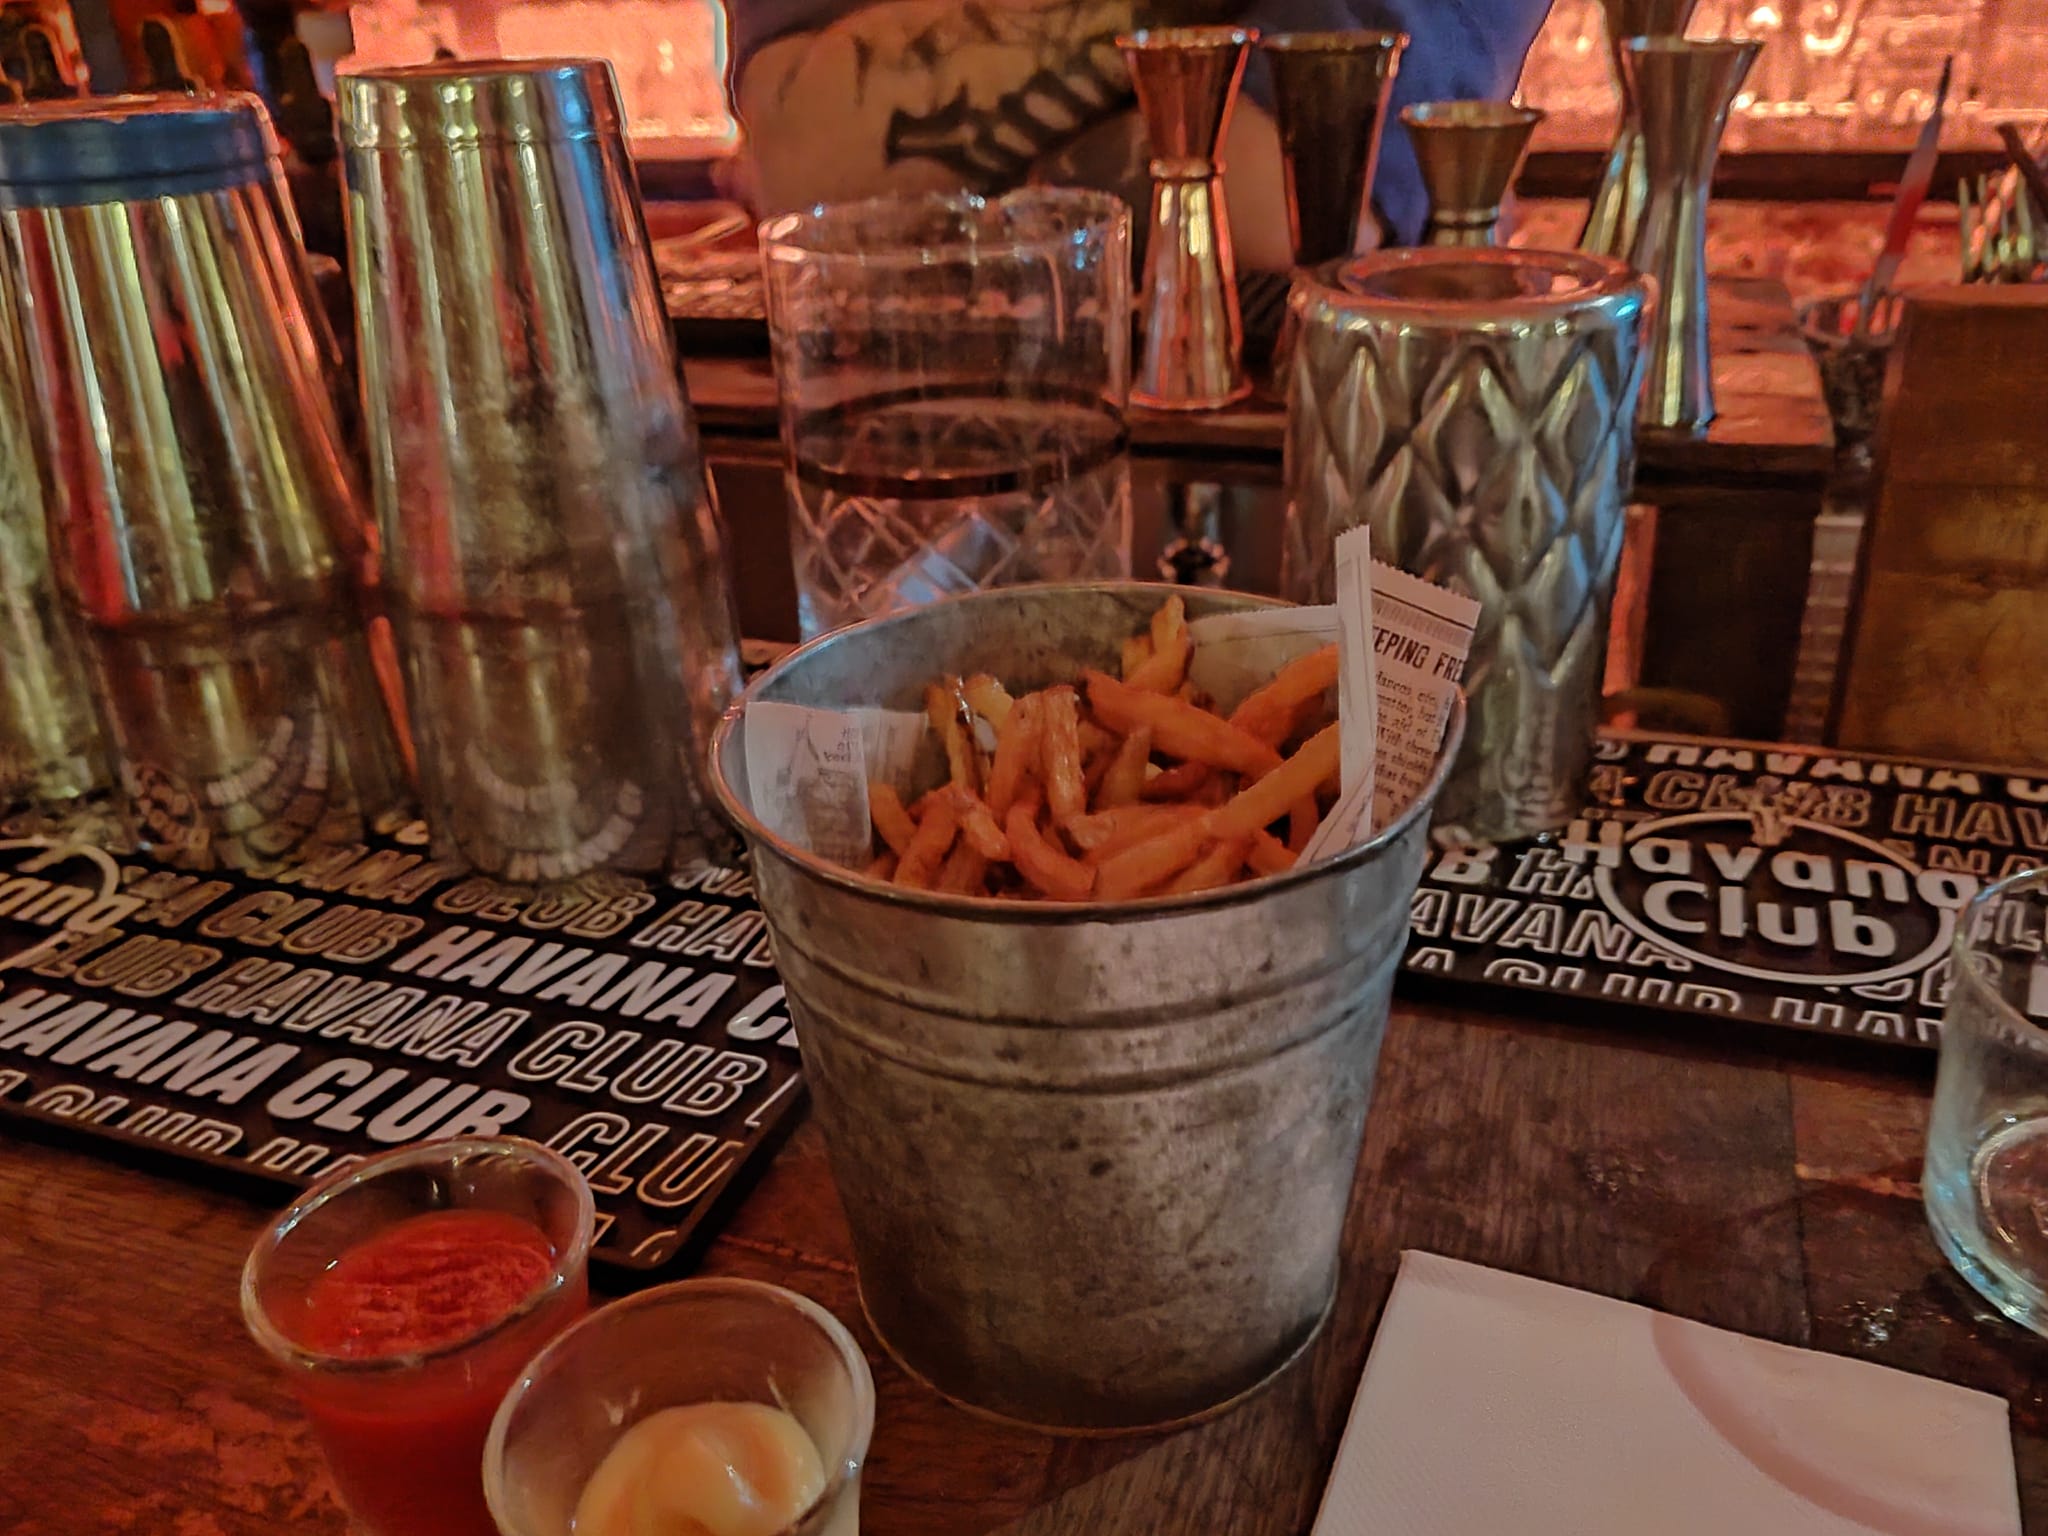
(1925, 867), (2048, 1336)
(760, 189), (1133, 638)
(484, 1278), (875, 1536)
(241, 1138), (596, 1536)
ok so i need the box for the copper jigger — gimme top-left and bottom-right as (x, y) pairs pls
(1120, 26), (1255, 410)
(1626, 37), (1760, 432)
(1402, 100), (1544, 247)
(1580, 0), (1702, 256)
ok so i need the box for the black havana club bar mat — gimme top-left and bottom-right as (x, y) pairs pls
(1400, 732), (2048, 1052)
(2, 729), (2034, 1243)
(0, 808), (803, 1273)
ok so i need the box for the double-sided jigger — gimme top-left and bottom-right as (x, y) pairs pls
(1119, 26), (1256, 410)
(1402, 99), (1545, 247)
(1580, 0), (1703, 257)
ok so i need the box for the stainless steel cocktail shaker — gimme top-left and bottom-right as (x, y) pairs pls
(340, 59), (741, 882)
(0, 95), (407, 868)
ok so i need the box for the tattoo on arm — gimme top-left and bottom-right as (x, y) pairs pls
(884, 39), (1129, 189)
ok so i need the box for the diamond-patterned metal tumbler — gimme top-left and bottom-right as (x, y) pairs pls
(1282, 249), (1647, 841)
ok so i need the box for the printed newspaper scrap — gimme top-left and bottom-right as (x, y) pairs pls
(745, 535), (1476, 873)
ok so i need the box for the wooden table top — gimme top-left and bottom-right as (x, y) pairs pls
(6, 994), (2043, 1534)
(681, 276), (1834, 492)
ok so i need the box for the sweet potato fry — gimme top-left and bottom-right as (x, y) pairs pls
(1005, 791), (1095, 901)
(927, 679), (980, 792)
(962, 674), (1014, 728)
(1094, 812), (1212, 900)
(862, 850), (898, 881)
(1288, 796), (1318, 854)
(1084, 670), (1282, 779)
(892, 794), (960, 889)
(868, 783), (919, 858)
(1229, 644), (1339, 747)
(1167, 838), (1249, 895)
(1040, 686), (1088, 825)
(1124, 595), (1191, 693)
(937, 842), (989, 895)
(1096, 725), (1152, 809)
(947, 786), (1012, 861)
(1139, 761), (1210, 801)
(1208, 724), (1340, 842)
(1121, 633), (1154, 679)
(984, 694), (1041, 819)
(1247, 830), (1296, 876)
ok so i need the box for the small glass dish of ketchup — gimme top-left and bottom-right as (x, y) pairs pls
(241, 1137), (595, 1536)
(484, 1279), (875, 1536)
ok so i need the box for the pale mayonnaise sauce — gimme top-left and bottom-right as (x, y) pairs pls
(572, 1402), (828, 1536)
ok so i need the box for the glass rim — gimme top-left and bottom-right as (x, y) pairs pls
(759, 187), (1130, 270)
(1951, 865), (2048, 1052)
(481, 1276), (878, 1536)
(239, 1135), (597, 1378)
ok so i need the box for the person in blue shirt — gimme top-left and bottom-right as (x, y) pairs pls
(728, 0), (1552, 268)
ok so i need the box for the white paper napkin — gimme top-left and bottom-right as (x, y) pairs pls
(1314, 1251), (2021, 1536)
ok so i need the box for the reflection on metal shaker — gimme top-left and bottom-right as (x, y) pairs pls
(0, 95), (408, 869)
(0, 237), (101, 812)
(340, 59), (741, 882)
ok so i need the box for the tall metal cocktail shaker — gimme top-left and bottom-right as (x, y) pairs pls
(0, 244), (101, 811)
(0, 96), (407, 868)
(340, 60), (741, 882)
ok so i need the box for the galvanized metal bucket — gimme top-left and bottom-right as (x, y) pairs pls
(708, 583), (1463, 1432)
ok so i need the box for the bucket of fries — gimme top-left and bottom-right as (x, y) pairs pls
(709, 578), (1465, 1431)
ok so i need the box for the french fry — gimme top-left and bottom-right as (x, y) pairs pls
(985, 693), (1041, 819)
(937, 842), (989, 895)
(1247, 830), (1296, 875)
(1040, 686), (1088, 825)
(868, 783), (919, 857)
(962, 674), (1014, 728)
(1166, 838), (1249, 895)
(1229, 644), (1340, 747)
(927, 679), (980, 792)
(1096, 725), (1152, 809)
(1084, 745), (1116, 797)
(1077, 720), (1117, 759)
(893, 794), (960, 889)
(947, 786), (1012, 861)
(1067, 802), (1202, 854)
(1095, 812), (1212, 900)
(1140, 761), (1210, 801)
(1208, 724), (1340, 842)
(1121, 632), (1154, 679)
(1005, 790), (1095, 901)
(1084, 670), (1283, 779)
(862, 850), (898, 881)
(1288, 796), (1318, 854)
(1124, 595), (1191, 692)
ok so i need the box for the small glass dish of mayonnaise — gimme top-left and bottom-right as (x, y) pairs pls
(485, 1278), (875, 1536)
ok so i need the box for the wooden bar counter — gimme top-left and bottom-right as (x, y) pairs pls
(6, 991), (2044, 1533)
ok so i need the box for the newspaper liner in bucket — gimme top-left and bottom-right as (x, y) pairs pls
(744, 534), (1477, 880)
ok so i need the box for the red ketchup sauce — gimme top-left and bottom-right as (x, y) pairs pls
(291, 1209), (584, 1536)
